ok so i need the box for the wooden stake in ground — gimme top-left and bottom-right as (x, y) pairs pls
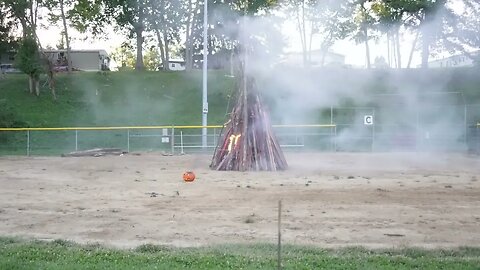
(278, 199), (282, 270)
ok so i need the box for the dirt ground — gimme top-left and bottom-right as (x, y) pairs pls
(0, 152), (479, 249)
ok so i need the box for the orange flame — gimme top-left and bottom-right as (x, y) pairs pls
(227, 134), (242, 153)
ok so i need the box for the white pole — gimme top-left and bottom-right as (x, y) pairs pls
(201, 0), (208, 149)
(180, 131), (184, 155)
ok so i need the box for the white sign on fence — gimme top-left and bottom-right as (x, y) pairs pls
(364, 115), (373, 125)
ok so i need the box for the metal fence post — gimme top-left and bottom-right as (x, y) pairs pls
(26, 130), (30, 156)
(372, 108), (376, 152)
(334, 126), (337, 152)
(213, 127), (216, 146)
(465, 104), (468, 146)
(75, 130), (78, 151)
(171, 126), (175, 155)
(127, 129), (130, 152)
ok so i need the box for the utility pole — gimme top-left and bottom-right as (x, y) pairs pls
(201, 0), (208, 149)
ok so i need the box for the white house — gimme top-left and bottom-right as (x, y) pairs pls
(280, 50), (346, 68)
(43, 49), (110, 71)
(168, 59), (186, 71)
(428, 51), (479, 68)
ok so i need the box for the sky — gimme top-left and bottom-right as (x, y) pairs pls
(36, 0), (466, 68)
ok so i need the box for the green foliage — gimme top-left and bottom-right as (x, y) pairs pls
(0, 237), (479, 269)
(143, 46), (161, 71)
(0, 102), (26, 128)
(15, 37), (43, 77)
(69, 0), (105, 35)
(111, 43), (136, 69)
(0, 6), (16, 55)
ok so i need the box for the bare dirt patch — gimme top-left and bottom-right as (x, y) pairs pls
(0, 152), (479, 249)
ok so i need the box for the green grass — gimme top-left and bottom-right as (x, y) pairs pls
(0, 237), (479, 269)
(0, 70), (235, 127)
(1, 68), (480, 129)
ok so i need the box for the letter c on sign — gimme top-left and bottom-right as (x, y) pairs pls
(364, 115), (373, 125)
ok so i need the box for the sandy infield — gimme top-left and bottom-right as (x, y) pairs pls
(0, 152), (479, 249)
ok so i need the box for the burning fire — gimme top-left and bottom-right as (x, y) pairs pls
(227, 134), (242, 153)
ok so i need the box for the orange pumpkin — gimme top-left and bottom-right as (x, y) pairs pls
(183, 171), (195, 182)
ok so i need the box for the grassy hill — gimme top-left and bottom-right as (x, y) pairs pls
(0, 71), (235, 128)
(1, 68), (480, 128)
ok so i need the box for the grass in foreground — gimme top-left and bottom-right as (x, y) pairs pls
(0, 237), (479, 269)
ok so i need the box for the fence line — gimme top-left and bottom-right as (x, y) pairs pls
(1, 122), (478, 156)
(0, 124), (338, 156)
(0, 124), (336, 132)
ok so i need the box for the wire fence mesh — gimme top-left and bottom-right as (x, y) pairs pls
(1, 104), (479, 156)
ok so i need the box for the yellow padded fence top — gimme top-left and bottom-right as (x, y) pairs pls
(0, 124), (336, 131)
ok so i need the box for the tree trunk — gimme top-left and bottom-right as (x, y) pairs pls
(185, 0), (195, 71)
(395, 28), (402, 69)
(387, 32), (391, 67)
(295, 5), (307, 68)
(135, 27), (144, 71)
(320, 34), (333, 67)
(364, 27), (371, 69)
(308, 20), (314, 64)
(34, 77), (40, 96)
(134, 0), (145, 71)
(20, 19), (28, 38)
(50, 79), (57, 100)
(60, 0), (72, 73)
(421, 31), (429, 69)
(163, 29), (170, 71)
(155, 28), (166, 70)
(28, 75), (34, 94)
(301, 1), (307, 67)
(407, 31), (419, 68)
(392, 33), (397, 68)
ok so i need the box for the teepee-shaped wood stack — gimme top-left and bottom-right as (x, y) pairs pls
(210, 62), (288, 171)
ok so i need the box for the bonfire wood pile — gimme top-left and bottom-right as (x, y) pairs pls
(210, 66), (288, 171)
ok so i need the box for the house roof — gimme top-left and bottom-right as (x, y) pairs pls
(43, 49), (108, 55)
(284, 50), (345, 58)
(429, 50), (479, 63)
(169, 59), (185, 63)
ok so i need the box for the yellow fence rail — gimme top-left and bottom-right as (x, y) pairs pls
(0, 124), (338, 156)
(0, 124), (336, 131)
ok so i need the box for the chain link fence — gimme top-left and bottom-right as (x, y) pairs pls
(0, 125), (337, 156)
(1, 104), (479, 156)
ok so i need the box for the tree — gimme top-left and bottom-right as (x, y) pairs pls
(371, 0), (406, 68)
(350, 0), (376, 69)
(111, 43), (136, 70)
(15, 37), (43, 95)
(143, 46), (160, 70)
(183, 0), (200, 71)
(146, 0), (183, 71)
(286, 0), (353, 67)
(2, 0), (41, 38)
(437, 0), (480, 62)
(76, 0), (147, 70)
(393, 0), (449, 68)
(186, 0), (281, 70)
(0, 5), (16, 57)
(45, 0), (75, 73)
(108, 0), (147, 71)
(3, 0), (56, 97)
